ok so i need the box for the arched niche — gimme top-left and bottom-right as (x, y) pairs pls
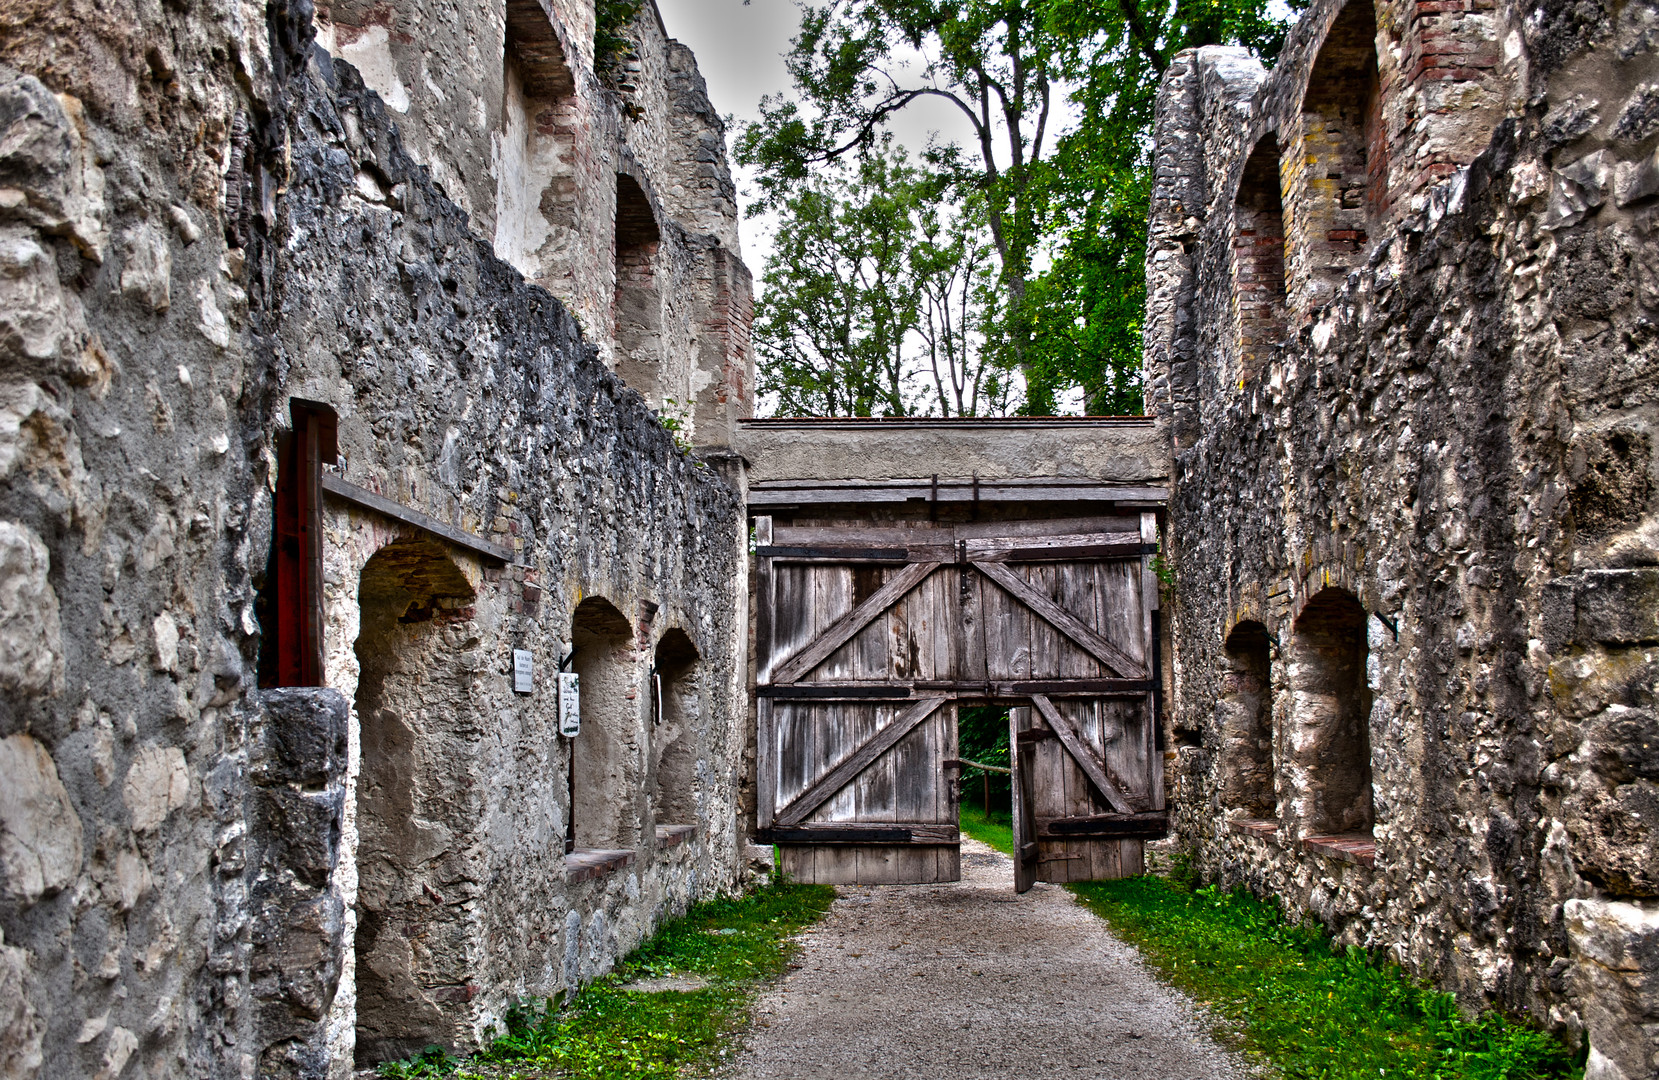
(650, 628), (702, 836)
(1233, 134), (1287, 382)
(1219, 620), (1275, 819)
(1288, 588), (1374, 836)
(1292, 0), (1385, 314)
(351, 537), (480, 1067)
(568, 596), (640, 853)
(494, 0), (578, 282)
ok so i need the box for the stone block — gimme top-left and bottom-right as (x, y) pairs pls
(0, 733), (82, 905)
(1576, 570), (1659, 646)
(1566, 899), (1659, 1080)
(0, 520), (62, 699)
(253, 688), (349, 790)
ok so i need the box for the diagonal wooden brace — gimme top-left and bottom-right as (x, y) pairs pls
(972, 560), (1148, 680)
(1030, 694), (1139, 815)
(770, 561), (940, 684)
(775, 696), (952, 826)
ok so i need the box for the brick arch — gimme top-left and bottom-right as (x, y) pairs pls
(1286, 0), (1384, 318)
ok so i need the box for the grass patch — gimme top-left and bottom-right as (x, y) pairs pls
(1068, 876), (1582, 1080)
(957, 804), (1014, 856)
(377, 877), (836, 1080)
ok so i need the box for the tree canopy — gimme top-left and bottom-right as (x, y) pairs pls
(739, 0), (1291, 416)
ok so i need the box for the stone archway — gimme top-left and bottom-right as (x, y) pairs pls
(350, 538), (482, 1068)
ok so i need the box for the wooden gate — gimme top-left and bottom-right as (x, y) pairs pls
(754, 513), (1167, 888)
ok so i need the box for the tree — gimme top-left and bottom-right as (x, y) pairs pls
(754, 149), (1015, 417)
(739, 0), (1290, 415)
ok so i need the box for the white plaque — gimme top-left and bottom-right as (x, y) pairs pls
(558, 671), (581, 737)
(512, 649), (534, 693)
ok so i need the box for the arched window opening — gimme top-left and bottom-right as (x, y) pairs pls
(1233, 136), (1287, 382)
(650, 629), (702, 845)
(494, 1), (577, 282)
(352, 539), (478, 1067)
(568, 597), (639, 854)
(1289, 588), (1374, 837)
(613, 173), (663, 397)
(1219, 621), (1275, 820)
(1294, 0), (1385, 313)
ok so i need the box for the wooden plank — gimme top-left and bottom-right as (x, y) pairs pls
(851, 701), (896, 824)
(775, 696), (951, 826)
(1038, 811), (1170, 838)
(756, 545), (911, 561)
(974, 561), (1147, 680)
(321, 474), (516, 563)
(963, 533), (1150, 562)
(770, 561), (940, 684)
(746, 483), (1170, 506)
(757, 697), (775, 828)
(1010, 706), (1035, 894)
(813, 567), (856, 684)
(757, 823), (961, 844)
(764, 564), (816, 684)
(757, 678), (1154, 699)
(1031, 694), (1137, 814)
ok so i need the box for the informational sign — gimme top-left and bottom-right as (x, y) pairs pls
(558, 672), (581, 737)
(512, 649), (534, 694)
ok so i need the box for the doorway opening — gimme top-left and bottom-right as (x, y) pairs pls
(352, 538), (478, 1067)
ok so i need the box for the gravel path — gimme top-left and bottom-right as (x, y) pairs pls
(724, 837), (1252, 1080)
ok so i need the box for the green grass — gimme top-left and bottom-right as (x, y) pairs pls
(377, 877), (836, 1080)
(1068, 876), (1582, 1080)
(957, 803), (1014, 856)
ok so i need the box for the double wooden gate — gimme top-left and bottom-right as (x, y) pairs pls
(754, 513), (1166, 889)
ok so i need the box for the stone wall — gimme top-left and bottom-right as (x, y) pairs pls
(1147, 0), (1659, 1074)
(314, 0), (752, 446)
(0, 0), (754, 1075)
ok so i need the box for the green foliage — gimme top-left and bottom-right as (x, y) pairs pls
(958, 803), (1015, 856)
(955, 705), (1012, 811)
(1068, 877), (1583, 1080)
(594, 0), (644, 83)
(374, 879), (836, 1080)
(739, 0), (1294, 415)
(754, 149), (1014, 416)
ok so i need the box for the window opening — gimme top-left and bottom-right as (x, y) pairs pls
(1290, 588), (1373, 836)
(495, 0), (577, 282)
(650, 629), (701, 837)
(613, 173), (663, 397)
(1233, 136), (1287, 382)
(1295, 0), (1384, 312)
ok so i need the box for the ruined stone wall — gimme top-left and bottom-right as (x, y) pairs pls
(1148, 0), (1659, 1074)
(0, 0), (753, 1075)
(314, 0), (752, 445)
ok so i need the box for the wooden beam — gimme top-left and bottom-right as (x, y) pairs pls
(770, 561), (940, 684)
(1038, 811), (1169, 839)
(1030, 694), (1138, 815)
(973, 561), (1148, 679)
(775, 696), (950, 826)
(321, 475), (517, 563)
(757, 677), (1155, 699)
(756, 823), (960, 845)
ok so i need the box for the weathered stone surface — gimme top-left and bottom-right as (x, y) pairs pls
(1146, 0), (1659, 1061)
(0, 735), (81, 906)
(0, 0), (753, 1071)
(1565, 899), (1659, 1080)
(0, 521), (60, 696)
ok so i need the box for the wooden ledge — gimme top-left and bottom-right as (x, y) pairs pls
(565, 848), (636, 883)
(1301, 834), (1377, 868)
(656, 824), (696, 849)
(1229, 818), (1281, 838)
